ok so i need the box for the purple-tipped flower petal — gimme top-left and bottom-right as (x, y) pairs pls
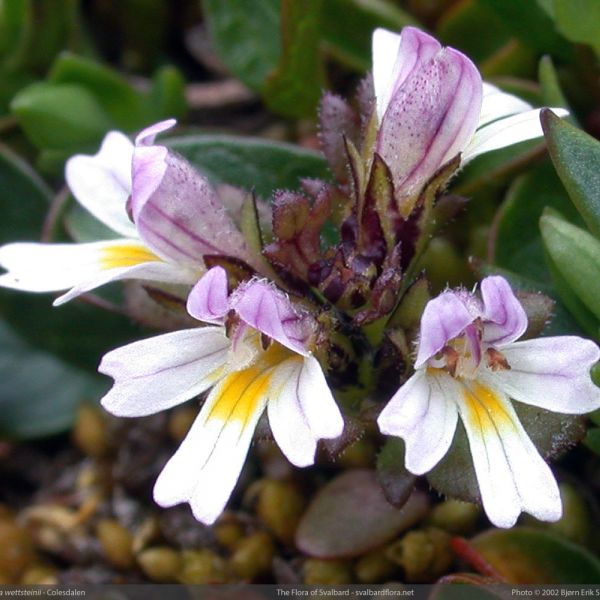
(131, 121), (255, 270)
(231, 280), (315, 356)
(373, 27), (441, 123)
(415, 290), (477, 368)
(371, 28), (569, 205)
(187, 265), (230, 324)
(480, 275), (528, 346)
(374, 27), (482, 202)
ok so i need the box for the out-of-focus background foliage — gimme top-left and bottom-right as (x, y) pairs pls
(2, 0), (600, 586)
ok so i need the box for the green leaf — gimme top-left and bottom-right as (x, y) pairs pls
(376, 438), (417, 508)
(321, 0), (417, 71)
(538, 56), (574, 121)
(0, 0), (81, 72)
(436, 0), (510, 63)
(295, 470), (429, 559)
(49, 53), (150, 130)
(0, 143), (53, 240)
(542, 109), (600, 238)
(167, 134), (330, 198)
(584, 428), (600, 455)
(0, 319), (106, 439)
(479, 0), (571, 59)
(540, 212), (600, 322)
(149, 66), (187, 120)
(553, 0), (600, 55)
(493, 162), (581, 285)
(263, 0), (325, 118)
(0, 0), (29, 65)
(202, 0), (281, 92)
(471, 528), (600, 583)
(544, 249), (600, 339)
(11, 82), (113, 150)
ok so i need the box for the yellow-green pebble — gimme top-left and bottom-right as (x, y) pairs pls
(20, 565), (58, 585)
(256, 480), (306, 544)
(303, 559), (354, 585)
(354, 547), (398, 583)
(72, 404), (109, 458)
(230, 531), (275, 580)
(178, 549), (228, 584)
(137, 546), (183, 582)
(0, 519), (35, 582)
(428, 499), (480, 535)
(96, 519), (135, 570)
(214, 520), (246, 551)
(386, 528), (452, 583)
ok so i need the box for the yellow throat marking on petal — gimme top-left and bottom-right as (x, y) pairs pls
(207, 341), (299, 428)
(462, 381), (515, 434)
(100, 243), (161, 270)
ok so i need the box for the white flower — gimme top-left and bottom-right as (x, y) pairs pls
(100, 266), (344, 525)
(0, 120), (255, 304)
(378, 276), (600, 528)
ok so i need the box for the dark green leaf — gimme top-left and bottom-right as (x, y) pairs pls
(0, 143), (52, 240)
(167, 134), (330, 198)
(538, 56), (574, 122)
(321, 0), (417, 71)
(202, 0), (281, 92)
(436, 0), (510, 63)
(0, 0), (29, 65)
(553, 0), (600, 54)
(584, 428), (600, 455)
(0, 320), (106, 439)
(478, 0), (571, 59)
(376, 438), (417, 508)
(542, 109), (600, 238)
(264, 0), (324, 118)
(295, 469), (429, 558)
(544, 249), (600, 339)
(493, 162), (581, 285)
(11, 82), (113, 150)
(540, 212), (600, 322)
(149, 66), (187, 120)
(472, 528), (600, 583)
(49, 53), (150, 130)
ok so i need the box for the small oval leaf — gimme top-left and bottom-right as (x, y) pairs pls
(295, 469), (429, 558)
(471, 527), (600, 584)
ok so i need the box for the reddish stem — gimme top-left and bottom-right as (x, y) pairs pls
(450, 536), (507, 582)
